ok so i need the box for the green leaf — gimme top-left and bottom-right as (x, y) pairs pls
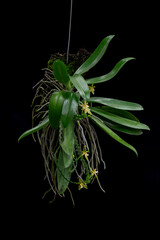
(94, 106), (141, 121)
(74, 35), (115, 75)
(90, 107), (150, 130)
(88, 97), (144, 111)
(95, 106), (143, 135)
(60, 121), (75, 168)
(57, 150), (72, 194)
(89, 115), (138, 156)
(70, 74), (90, 100)
(86, 57), (135, 84)
(49, 91), (66, 130)
(53, 60), (71, 89)
(104, 121), (143, 135)
(18, 117), (49, 142)
(61, 92), (79, 128)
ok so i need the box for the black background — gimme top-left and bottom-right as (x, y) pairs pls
(2, 0), (160, 229)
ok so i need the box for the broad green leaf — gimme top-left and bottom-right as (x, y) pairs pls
(89, 115), (138, 156)
(90, 107), (150, 130)
(74, 35), (115, 75)
(53, 60), (71, 89)
(18, 117), (49, 142)
(104, 121), (143, 135)
(49, 91), (66, 130)
(94, 106), (141, 121)
(62, 151), (73, 170)
(88, 97), (144, 111)
(70, 74), (90, 100)
(60, 121), (75, 168)
(61, 92), (79, 128)
(57, 150), (72, 194)
(86, 57), (135, 84)
(95, 106), (143, 135)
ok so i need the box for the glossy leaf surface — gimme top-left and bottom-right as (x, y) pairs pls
(90, 107), (150, 130)
(70, 74), (90, 100)
(18, 117), (49, 142)
(53, 60), (71, 89)
(61, 92), (79, 128)
(49, 91), (65, 130)
(94, 106), (141, 121)
(86, 57), (135, 84)
(95, 106), (143, 135)
(88, 97), (144, 111)
(60, 121), (75, 168)
(104, 121), (143, 135)
(57, 150), (72, 194)
(89, 115), (138, 156)
(74, 35), (115, 75)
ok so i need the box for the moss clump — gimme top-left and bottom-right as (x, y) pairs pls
(47, 49), (91, 75)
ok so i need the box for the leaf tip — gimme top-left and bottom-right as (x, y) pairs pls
(105, 35), (115, 42)
(108, 34), (115, 39)
(130, 145), (138, 157)
(140, 105), (144, 110)
(134, 148), (138, 157)
(146, 125), (150, 131)
(129, 57), (136, 60)
(18, 135), (23, 143)
(129, 57), (136, 63)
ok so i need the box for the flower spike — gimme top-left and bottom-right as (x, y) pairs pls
(78, 178), (88, 190)
(79, 100), (92, 115)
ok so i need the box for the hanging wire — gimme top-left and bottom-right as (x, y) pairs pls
(66, 0), (73, 64)
(33, 1), (73, 89)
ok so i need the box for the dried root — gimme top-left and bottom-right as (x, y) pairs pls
(31, 53), (105, 203)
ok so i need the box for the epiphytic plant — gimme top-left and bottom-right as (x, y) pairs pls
(18, 35), (149, 202)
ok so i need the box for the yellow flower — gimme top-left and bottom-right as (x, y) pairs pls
(89, 84), (95, 95)
(79, 100), (92, 115)
(82, 149), (89, 160)
(78, 178), (88, 190)
(90, 168), (98, 178)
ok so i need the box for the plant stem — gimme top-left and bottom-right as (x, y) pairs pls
(66, 0), (73, 64)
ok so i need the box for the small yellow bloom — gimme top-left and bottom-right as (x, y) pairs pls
(78, 178), (88, 190)
(79, 100), (92, 115)
(82, 149), (89, 160)
(89, 84), (95, 95)
(90, 168), (98, 178)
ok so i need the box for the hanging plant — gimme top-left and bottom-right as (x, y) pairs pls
(18, 35), (150, 202)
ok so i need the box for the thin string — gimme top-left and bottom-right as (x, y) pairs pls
(66, 0), (73, 64)
(33, 1), (73, 89)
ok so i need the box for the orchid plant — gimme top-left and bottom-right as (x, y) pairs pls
(18, 35), (149, 201)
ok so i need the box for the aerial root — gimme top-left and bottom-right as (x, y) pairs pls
(31, 68), (106, 202)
